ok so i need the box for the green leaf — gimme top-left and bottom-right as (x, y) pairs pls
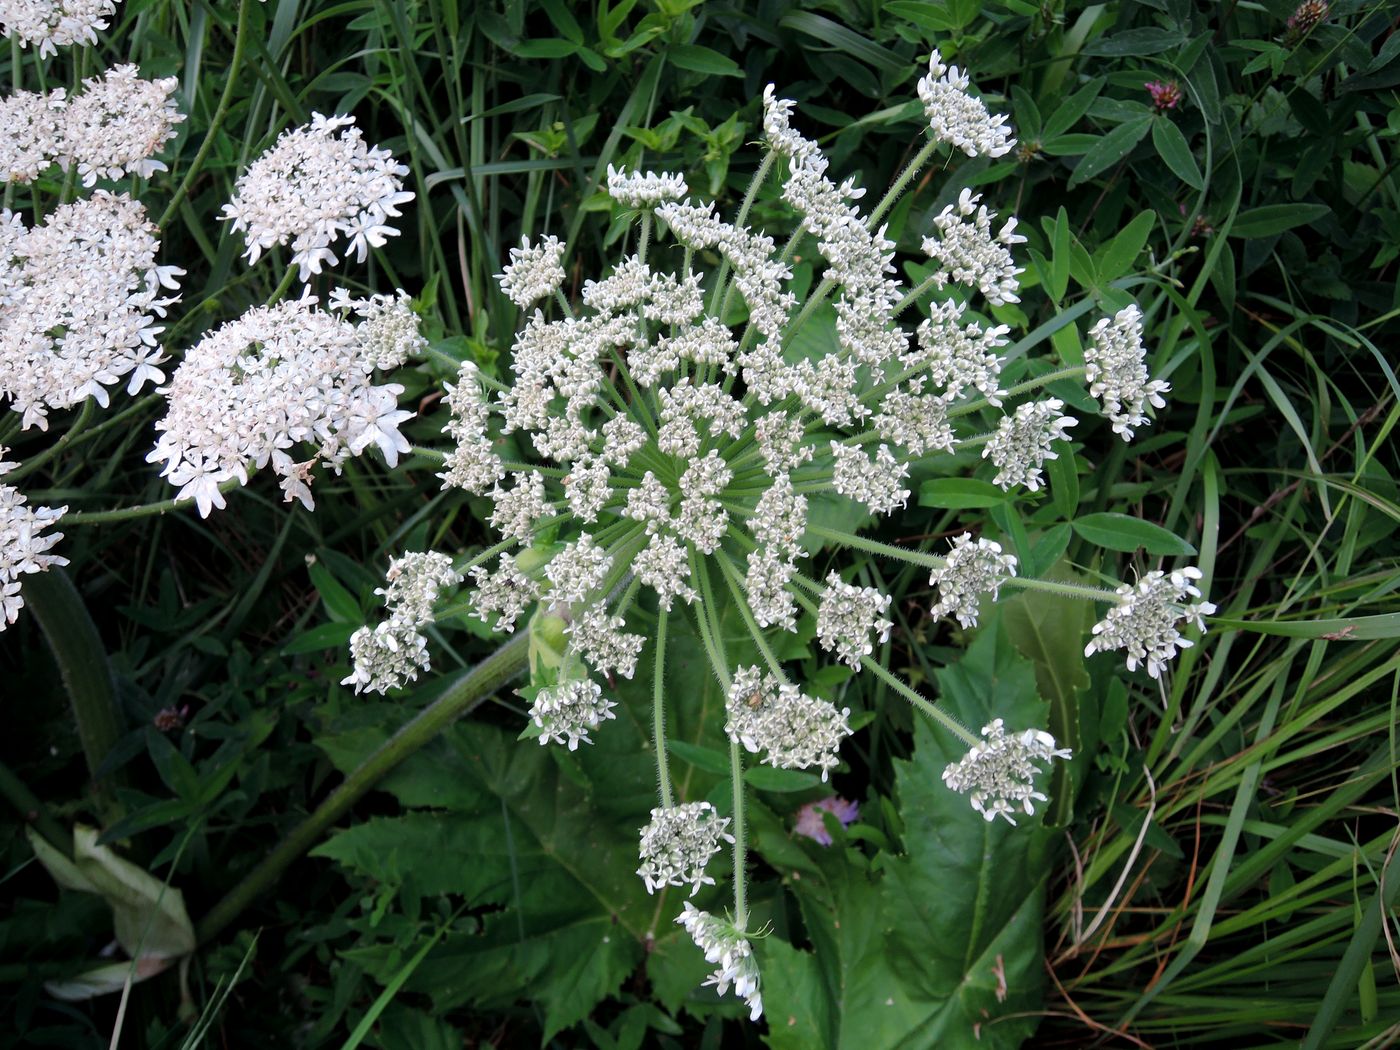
(744, 766), (823, 793)
(1096, 210), (1156, 284)
(1049, 207), (1070, 303)
(667, 739), (731, 776)
(1070, 512), (1197, 555)
(1067, 115), (1152, 189)
(1229, 203), (1331, 238)
(1151, 117), (1204, 190)
(778, 12), (908, 71)
(1082, 26), (1187, 56)
(918, 478), (1011, 510)
(511, 38), (579, 59)
(308, 559), (360, 623)
(282, 621), (356, 655)
(1047, 441), (1079, 519)
(668, 44), (742, 77)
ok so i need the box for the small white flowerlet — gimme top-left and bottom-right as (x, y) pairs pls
(942, 719), (1072, 824)
(675, 903), (763, 1021)
(923, 188), (1026, 306)
(637, 802), (733, 896)
(605, 164), (688, 208)
(929, 533), (1019, 629)
(725, 667), (852, 781)
(466, 553), (539, 634)
(817, 573), (893, 669)
(983, 398), (1078, 492)
(222, 113), (414, 281)
(496, 235), (567, 308)
(529, 678), (618, 750)
(918, 49), (1016, 159)
(0, 87), (67, 184)
(1085, 567), (1216, 678)
(1085, 305), (1171, 441)
(0, 450), (68, 632)
(341, 553), (462, 694)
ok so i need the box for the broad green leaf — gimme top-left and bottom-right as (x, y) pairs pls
(1229, 203), (1330, 238)
(918, 478), (1010, 510)
(743, 766), (823, 792)
(669, 44), (742, 77)
(668, 738), (730, 776)
(1049, 207), (1070, 303)
(1151, 117), (1204, 190)
(1067, 115), (1152, 189)
(512, 38), (579, 59)
(1096, 210), (1156, 283)
(308, 559), (360, 623)
(1082, 26), (1187, 56)
(282, 621), (356, 655)
(1071, 512), (1196, 555)
(1047, 441), (1079, 518)
(778, 13), (907, 72)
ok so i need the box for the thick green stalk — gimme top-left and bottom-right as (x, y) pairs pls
(64, 476), (246, 525)
(0, 758), (70, 858)
(157, 0), (252, 231)
(805, 523), (945, 570)
(866, 137), (940, 230)
(195, 632), (529, 945)
(24, 571), (124, 787)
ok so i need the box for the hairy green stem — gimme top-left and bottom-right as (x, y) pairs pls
(867, 137), (940, 230)
(195, 632), (529, 945)
(2, 400), (93, 484)
(653, 607), (673, 808)
(158, 0), (252, 231)
(805, 523), (945, 569)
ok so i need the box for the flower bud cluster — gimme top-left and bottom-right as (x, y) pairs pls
(341, 552), (462, 694)
(917, 49), (1016, 158)
(942, 719), (1072, 824)
(816, 573), (893, 669)
(929, 534), (1018, 629)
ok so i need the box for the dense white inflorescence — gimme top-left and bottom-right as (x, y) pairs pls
(1085, 304), (1171, 441)
(941, 719), (1073, 824)
(59, 64), (184, 185)
(676, 903), (763, 1021)
(341, 552), (462, 694)
(221, 113), (414, 281)
(929, 533), (1018, 629)
(1, 192), (183, 431)
(1085, 567), (1216, 678)
(147, 292), (419, 516)
(0, 0), (118, 56)
(0, 451), (67, 631)
(637, 801), (734, 896)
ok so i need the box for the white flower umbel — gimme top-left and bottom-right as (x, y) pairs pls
(530, 678), (618, 750)
(929, 533), (1018, 629)
(59, 64), (183, 186)
(1085, 567), (1216, 679)
(341, 552), (462, 694)
(1085, 305), (1171, 441)
(0, 451), (67, 631)
(817, 573), (893, 669)
(942, 719), (1072, 824)
(147, 292), (417, 516)
(0, 0), (117, 56)
(917, 49), (1015, 159)
(983, 398), (1078, 492)
(637, 801), (734, 896)
(221, 113), (414, 281)
(497, 235), (566, 308)
(725, 667), (852, 781)
(676, 903), (763, 1021)
(334, 64), (1221, 1024)
(1, 192), (183, 431)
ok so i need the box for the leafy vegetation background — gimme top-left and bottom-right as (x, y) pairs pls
(3, 0), (1399, 1047)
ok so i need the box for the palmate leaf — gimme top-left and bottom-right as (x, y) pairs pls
(762, 622), (1051, 1050)
(313, 609), (753, 1040)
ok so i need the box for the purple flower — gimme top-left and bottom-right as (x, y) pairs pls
(794, 796), (860, 846)
(1145, 80), (1182, 112)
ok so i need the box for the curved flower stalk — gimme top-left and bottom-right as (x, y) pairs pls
(341, 52), (1214, 1020)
